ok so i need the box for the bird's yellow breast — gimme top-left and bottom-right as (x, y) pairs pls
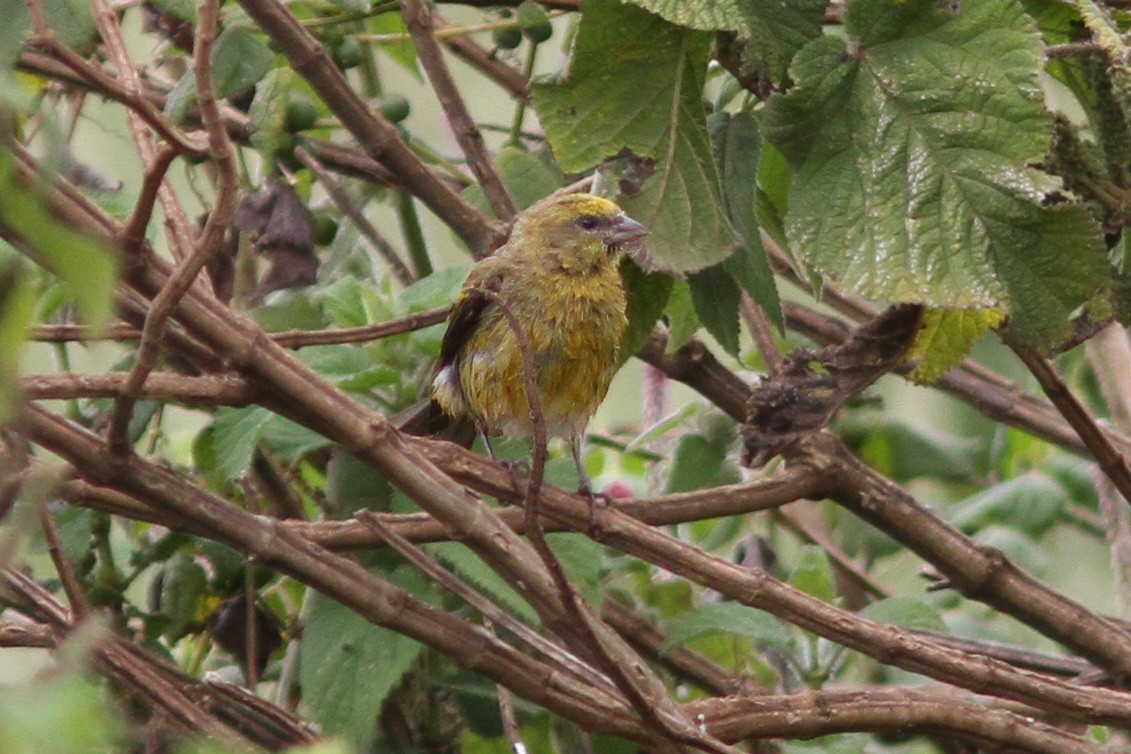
(436, 260), (627, 438)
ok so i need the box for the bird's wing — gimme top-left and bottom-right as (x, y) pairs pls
(435, 259), (508, 374)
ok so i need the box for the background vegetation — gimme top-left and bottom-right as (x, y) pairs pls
(3, 0), (1131, 752)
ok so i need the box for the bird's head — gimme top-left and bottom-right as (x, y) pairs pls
(507, 193), (648, 273)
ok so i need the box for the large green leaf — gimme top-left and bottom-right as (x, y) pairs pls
(167, 27), (274, 122)
(624, 0), (823, 66)
(301, 585), (427, 749)
(708, 110), (783, 332)
(761, 0), (1109, 350)
(0, 154), (117, 333)
(532, 0), (735, 272)
(662, 602), (790, 653)
(211, 406), (271, 479)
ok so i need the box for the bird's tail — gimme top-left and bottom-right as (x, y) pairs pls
(392, 399), (477, 448)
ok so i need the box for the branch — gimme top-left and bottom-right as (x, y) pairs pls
(810, 431), (1131, 676)
(1013, 345), (1131, 510)
(236, 0), (505, 253)
(293, 146), (416, 285)
(401, 0), (518, 223)
(693, 687), (1117, 754)
(21, 405), (657, 745)
(106, 0), (237, 455)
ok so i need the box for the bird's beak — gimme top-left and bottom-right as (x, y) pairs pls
(605, 214), (649, 245)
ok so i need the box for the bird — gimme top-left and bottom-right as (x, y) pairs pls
(426, 191), (648, 497)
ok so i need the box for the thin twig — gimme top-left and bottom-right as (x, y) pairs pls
(774, 505), (891, 599)
(294, 146), (416, 285)
(90, 0), (199, 263)
(237, 0), (505, 253)
(38, 504), (89, 620)
(107, 0), (238, 455)
(1013, 346), (1131, 510)
(31, 305), (452, 347)
(740, 293), (784, 375)
(400, 0), (518, 222)
(496, 681), (525, 753)
(244, 565), (260, 687)
(24, 30), (205, 156)
(121, 145), (180, 255)
(1085, 325), (1131, 615)
(440, 18), (530, 103)
(358, 511), (617, 695)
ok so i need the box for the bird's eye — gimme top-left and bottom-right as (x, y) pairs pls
(577, 215), (600, 230)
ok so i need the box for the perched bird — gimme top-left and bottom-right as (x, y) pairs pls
(427, 192), (648, 493)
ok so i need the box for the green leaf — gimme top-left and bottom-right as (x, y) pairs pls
(316, 276), (370, 328)
(260, 414), (332, 462)
(211, 26), (275, 99)
(532, 0), (735, 272)
(165, 28), (274, 123)
(42, 0), (97, 55)
(329, 0), (368, 14)
(662, 602), (789, 653)
(164, 73), (196, 124)
(0, 676), (121, 753)
(296, 344), (384, 388)
(0, 262), (35, 425)
(619, 259), (673, 363)
(788, 547), (835, 603)
(325, 451), (394, 517)
(948, 471), (1067, 537)
(401, 263), (470, 312)
(859, 597), (946, 632)
(47, 505), (95, 564)
(247, 68), (296, 157)
(211, 406), (271, 479)
(687, 263), (741, 356)
(762, 0), (1109, 350)
(425, 542), (538, 623)
(624, 0), (823, 68)
(302, 588), (426, 749)
(664, 280), (699, 351)
(781, 734), (869, 754)
(975, 525), (1050, 576)
(369, 12), (419, 76)
(0, 154), (117, 332)
(844, 415), (982, 484)
(0, 0), (30, 70)
(665, 418), (741, 493)
(159, 552), (209, 641)
(906, 308), (1006, 383)
(463, 146), (565, 215)
(708, 111), (782, 331)
(147, 0), (196, 21)
(546, 532), (604, 604)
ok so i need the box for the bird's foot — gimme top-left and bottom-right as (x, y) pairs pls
(500, 459), (530, 499)
(578, 479), (609, 539)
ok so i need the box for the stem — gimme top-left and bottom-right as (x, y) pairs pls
(398, 192), (433, 276)
(507, 41), (538, 147)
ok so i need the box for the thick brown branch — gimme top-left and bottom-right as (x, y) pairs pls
(236, 0), (505, 253)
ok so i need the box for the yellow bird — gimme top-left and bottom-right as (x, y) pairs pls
(429, 192), (648, 493)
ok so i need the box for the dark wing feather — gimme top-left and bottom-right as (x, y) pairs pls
(434, 271), (504, 377)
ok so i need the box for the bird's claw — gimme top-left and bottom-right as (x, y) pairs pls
(578, 481), (609, 538)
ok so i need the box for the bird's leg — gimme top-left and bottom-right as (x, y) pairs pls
(479, 430), (497, 460)
(480, 431), (529, 498)
(570, 435), (604, 535)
